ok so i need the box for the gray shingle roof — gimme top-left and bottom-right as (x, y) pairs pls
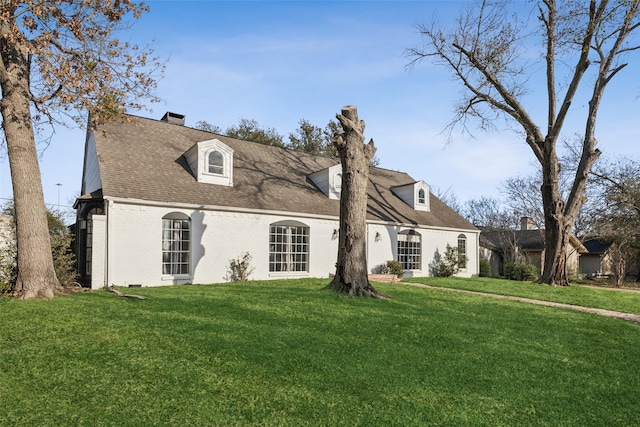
(90, 114), (477, 231)
(480, 229), (545, 251)
(582, 238), (612, 254)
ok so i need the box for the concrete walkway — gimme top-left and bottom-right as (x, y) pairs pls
(401, 282), (640, 323)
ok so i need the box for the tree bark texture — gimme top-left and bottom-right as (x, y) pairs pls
(0, 21), (61, 299)
(324, 106), (384, 297)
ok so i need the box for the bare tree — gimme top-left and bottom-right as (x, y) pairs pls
(407, 0), (640, 286)
(462, 196), (520, 229)
(501, 175), (545, 229)
(0, 1), (161, 299)
(432, 186), (462, 214)
(324, 106), (385, 298)
(590, 157), (640, 284)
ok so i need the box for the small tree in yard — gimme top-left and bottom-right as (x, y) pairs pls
(407, 0), (640, 286)
(324, 106), (386, 298)
(227, 252), (255, 282)
(0, 1), (161, 299)
(433, 244), (467, 277)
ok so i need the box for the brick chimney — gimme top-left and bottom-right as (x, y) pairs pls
(161, 112), (185, 126)
(520, 216), (535, 230)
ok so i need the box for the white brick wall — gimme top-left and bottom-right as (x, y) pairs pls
(99, 200), (479, 287)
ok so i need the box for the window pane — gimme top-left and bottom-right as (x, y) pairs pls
(458, 236), (467, 269)
(162, 217), (190, 276)
(208, 151), (224, 174)
(398, 232), (421, 270)
(269, 224), (309, 272)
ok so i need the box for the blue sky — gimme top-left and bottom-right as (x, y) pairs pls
(2, 0), (638, 220)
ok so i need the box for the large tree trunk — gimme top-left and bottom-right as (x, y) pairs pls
(324, 106), (384, 298)
(538, 142), (571, 287)
(0, 33), (61, 299)
(539, 214), (570, 286)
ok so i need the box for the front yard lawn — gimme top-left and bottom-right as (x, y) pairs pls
(1, 278), (638, 426)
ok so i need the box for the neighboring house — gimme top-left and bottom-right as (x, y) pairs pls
(579, 238), (613, 279)
(580, 237), (640, 281)
(480, 217), (587, 278)
(74, 112), (479, 289)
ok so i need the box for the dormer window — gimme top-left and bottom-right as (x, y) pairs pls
(391, 180), (430, 212)
(308, 163), (342, 200)
(418, 188), (426, 205)
(207, 150), (224, 175)
(184, 138), (234, 187)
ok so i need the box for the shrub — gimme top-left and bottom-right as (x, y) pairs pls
(386, 260), (404, 278)
(50, 232), (77, 286)
(372, 260), (404, 278)
(504, 262), (538, 282)
(0, 235), (15, 295)
(371, 263), (388, 274)
(479, 259), (491, 277)
(504, 263), (518, 280)
(0, 206), (76, 293)
(434, 244), (463, 277)
(228, 252), (255, 282)
(517, 263), (538, 282)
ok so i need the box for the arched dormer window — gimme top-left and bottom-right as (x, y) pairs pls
(207, 150), (224, 175)
(418, 188), (426, 204)
(185, 139), (234, 186)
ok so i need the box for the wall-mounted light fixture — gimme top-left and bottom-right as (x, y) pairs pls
(332, 229), (338, 240)
(375, 232), (381, 242)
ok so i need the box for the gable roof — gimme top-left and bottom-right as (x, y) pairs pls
(84, 114), (477, 231)
(582, 238), (612, 255)
(480, 229), (545, 252)
(480, 228), (587, 253)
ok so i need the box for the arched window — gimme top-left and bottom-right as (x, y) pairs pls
(207, 150), (224, 175)
(269, 220), (309, 272)
(457, 234), (467, 269)
(162, 213), (191, 275)
(334, 172), (342, 190)
(418, 188), (426, 204)
(397, 229), (421, 270)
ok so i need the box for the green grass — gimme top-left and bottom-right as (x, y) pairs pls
(1, 279), (639, 426)
(404, 276), (640, 315)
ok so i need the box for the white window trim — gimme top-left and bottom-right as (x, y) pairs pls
(162, 214), (191, 277)
(397, 229), (422, 271)
(205, 149), (225, 176)
(269, 221), (310, 273)
(458, 234), (468, 270)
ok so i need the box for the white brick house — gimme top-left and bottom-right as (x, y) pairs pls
(74, 112), (479, 289)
